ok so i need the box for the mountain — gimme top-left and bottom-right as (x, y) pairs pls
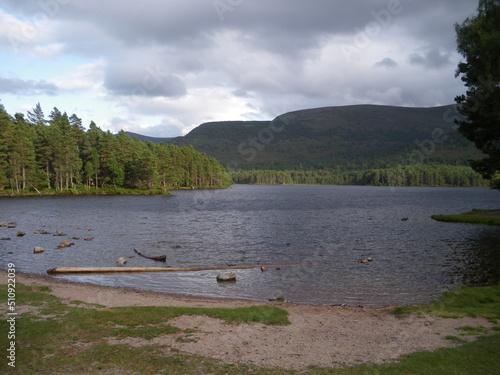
(124, 131), (172, 144)
(163, 104), (481, 170)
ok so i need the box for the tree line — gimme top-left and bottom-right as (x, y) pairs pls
(230, 165), (489, 187)
(0, 103), (231, 194)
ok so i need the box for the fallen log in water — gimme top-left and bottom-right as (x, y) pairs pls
(133, 248), (167, 262)
(46, 264), (316, 275)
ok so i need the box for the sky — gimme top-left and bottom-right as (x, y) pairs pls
(0, 0), (479, 137)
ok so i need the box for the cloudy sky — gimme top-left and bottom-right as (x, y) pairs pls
(0, 0), (478, 137)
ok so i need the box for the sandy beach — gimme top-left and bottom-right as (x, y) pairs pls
(2, 270), (493, 370)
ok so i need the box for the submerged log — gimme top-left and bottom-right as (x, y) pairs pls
(46, 263), (316, 275)
(133, 248), (167, 262)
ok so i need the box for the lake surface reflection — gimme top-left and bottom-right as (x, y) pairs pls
(1, 185), (499, 306)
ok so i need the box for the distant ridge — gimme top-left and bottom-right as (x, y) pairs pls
(125, 104), (481, 170)
(124, 131), (172, 144)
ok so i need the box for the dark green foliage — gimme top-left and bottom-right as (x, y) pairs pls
(0, 104), (231, 194)
(454, 0), (500, 180)
(169, 105), (483, 172)
(231, 165), (489, 187)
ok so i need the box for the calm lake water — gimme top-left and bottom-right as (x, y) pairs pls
(1, 185), (499, 306)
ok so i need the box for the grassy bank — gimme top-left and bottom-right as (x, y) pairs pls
(1, 283), (499, 374)
(0, 186), (171, 197)
(393, 283), (500, 320)
(432, 209), (500, 226)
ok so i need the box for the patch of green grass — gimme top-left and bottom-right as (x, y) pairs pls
(445, 335), (468, 344)
(457, 325), (489, 336)
(432, 209), (500, 225)
(0, 284), (59, 306)
(337, 334), (500, 375)
(393, 283), (500, 319)
(89, 305), (290, 327)
(112, 324), (180, 340)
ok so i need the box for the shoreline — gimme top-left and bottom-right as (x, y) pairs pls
(0, 269), (266, 309)
(1, 270), (494, 370)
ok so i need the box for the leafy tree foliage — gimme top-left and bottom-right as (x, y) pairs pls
(0, 103), (231, 194)
(455, 0), (500, 185)
(231, 166), (489, 187)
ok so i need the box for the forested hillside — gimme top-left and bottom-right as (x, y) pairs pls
(0, 103), (231, 195)
(169, 104), (482, 171)
(158, 104), (489, 187)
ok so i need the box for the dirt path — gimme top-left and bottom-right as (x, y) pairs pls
(2, 271), (492, 370)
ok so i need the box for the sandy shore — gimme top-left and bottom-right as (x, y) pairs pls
(2, 270), (492, 370)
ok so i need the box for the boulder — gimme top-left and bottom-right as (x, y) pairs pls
(34, 247), (45, 254)
(16, 230), (26, 237)
(0, 222), (6, 227)
(53, 230), (66, 236)
(116, 257), (127, 266)
(216, 272), (237, 282)
(57, 241), (74, 248)
(358, 257), (373, 264)
(7, 222), (16, 228)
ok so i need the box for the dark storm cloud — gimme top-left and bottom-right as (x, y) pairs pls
(1, 1), (475, 53)
(409, 49), (452, 69)
(104, 61), (187, 98)
(0, 76), (58, 95)
(374, 58), (398, 68)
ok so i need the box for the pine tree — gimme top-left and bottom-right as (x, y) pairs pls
(455, 0), (500, 184)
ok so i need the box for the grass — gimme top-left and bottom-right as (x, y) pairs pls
(0, 186), (171, 197)
(1, 283), (499, 374)
(393, 283), (500, 320)
(432, 209), (500, 226)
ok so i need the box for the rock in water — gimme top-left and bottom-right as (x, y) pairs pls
(57, 241), (74, 248)
(34, 247), (45, 254)
(116, 257), (127, 266)
(216, 272), (237, 282)
(17, 230), (26, 237)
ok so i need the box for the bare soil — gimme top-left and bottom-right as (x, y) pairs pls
(3, 271), (493, 370)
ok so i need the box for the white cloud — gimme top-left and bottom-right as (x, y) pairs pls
(32, 43), (64, 58)
(51, 60), (105, 91)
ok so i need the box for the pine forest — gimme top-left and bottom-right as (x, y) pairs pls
(0, 103), (232, 195)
